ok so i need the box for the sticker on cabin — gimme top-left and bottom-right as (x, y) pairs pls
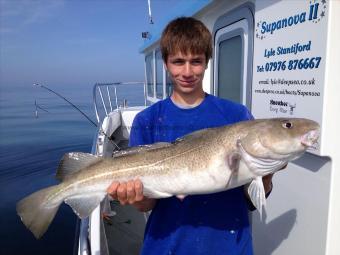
(251, 0), (328, 129)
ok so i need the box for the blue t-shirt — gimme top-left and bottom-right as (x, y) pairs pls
(129, 94), (254, 255)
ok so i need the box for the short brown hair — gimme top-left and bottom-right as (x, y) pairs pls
(160, 17), (212, 63)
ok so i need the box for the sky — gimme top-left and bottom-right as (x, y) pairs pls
(0, 0), (183, 88)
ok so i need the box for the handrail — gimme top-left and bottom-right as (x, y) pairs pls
(78, 90), (148, 255)
(93, 82), (147, 124)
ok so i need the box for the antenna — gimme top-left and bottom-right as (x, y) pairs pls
(142, 0), (153, 39)
(147, 0), (154, 24)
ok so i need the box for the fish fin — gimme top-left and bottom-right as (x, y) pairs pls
(16, 185), (62, 239)
(247, 176), (266, 218)
(65, 192), (106, 218)
(227, 152), (241, 171)
(56, 152), (101, 181)
(174, 128), (213, 143)
(176, 195), (186, 201)
(139, 142), (172, 151)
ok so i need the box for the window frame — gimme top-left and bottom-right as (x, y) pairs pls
(212, 4), (254, 109)
(214, 20), (248, 104)
(145, 50), (158, 103)
(145, 48), (170, 102)
(155, 49), (165, 99)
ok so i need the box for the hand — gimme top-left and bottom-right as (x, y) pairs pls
(107, 179), (156, 212)
(107, 179), (144, 205)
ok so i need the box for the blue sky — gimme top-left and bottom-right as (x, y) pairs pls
(0, 0), (183, 88)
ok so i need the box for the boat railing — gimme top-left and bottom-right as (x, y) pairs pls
(76, 82), (147, 255)
(93, 82), (147, 124)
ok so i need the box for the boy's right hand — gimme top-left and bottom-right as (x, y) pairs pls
(107, 179), (156, 212)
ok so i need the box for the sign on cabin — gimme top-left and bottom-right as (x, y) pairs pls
(251, 0), (329, 153)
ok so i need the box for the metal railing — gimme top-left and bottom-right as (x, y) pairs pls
(77, 82), (148, 255)
(93, 82), (147, 124)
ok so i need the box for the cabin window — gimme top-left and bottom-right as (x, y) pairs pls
(213, 8), (254, 108)
(145, 53), (154, 97)
(218, 35), (242, 103)
(155, 50), (163, 99)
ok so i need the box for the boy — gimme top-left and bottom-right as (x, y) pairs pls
(108, 17), (273, 254)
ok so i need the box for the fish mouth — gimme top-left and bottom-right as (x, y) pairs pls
(301, 129), (320, 149)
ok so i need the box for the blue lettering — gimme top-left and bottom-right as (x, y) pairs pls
(313, 3), (319, 19)
(309, 4), (314, 20)
(271, 22), (277, 34)
(261, 22), (267, 34)
(259, 8), (309, 36)
(277, 20), (282, 29)
(300, 12), (306, 23)
(288, 17), (294, 26)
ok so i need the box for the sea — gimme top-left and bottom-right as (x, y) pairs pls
(0, 82), (145, 255)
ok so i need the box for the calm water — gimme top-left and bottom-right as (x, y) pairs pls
(0, 83), (144, 255)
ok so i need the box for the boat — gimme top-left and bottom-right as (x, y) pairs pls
(76, 1), (340, 254)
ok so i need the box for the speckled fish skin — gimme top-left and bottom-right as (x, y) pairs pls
(16, 118), (319, 239)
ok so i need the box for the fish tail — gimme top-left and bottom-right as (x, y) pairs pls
(16, 185), (63, 239)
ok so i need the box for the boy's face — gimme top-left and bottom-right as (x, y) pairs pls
(165, 51), (207, 96)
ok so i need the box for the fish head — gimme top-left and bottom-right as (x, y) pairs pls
(240, 118), (320, 160)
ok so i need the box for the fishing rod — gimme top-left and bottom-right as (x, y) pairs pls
(33, 83), (120, 150)
(34, 83), (98, 127)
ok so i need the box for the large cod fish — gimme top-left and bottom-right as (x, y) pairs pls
(17, 118), (319, 238)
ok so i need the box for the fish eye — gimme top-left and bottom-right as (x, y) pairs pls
(282, 121), (293, 129)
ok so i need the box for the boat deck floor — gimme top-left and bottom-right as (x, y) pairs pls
(103, 201), (146, 255)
